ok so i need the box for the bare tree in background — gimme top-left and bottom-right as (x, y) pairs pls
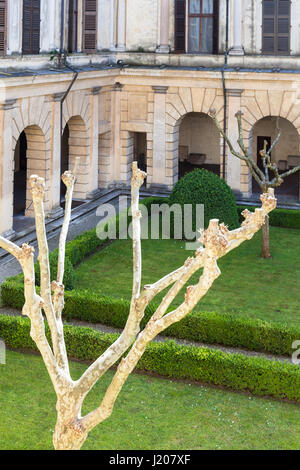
(210, 109), (300, 258)
(0, 161), (276, 450)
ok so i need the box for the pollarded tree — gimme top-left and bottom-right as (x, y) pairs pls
(0, 161), (276, 450)
(209, 109), (300, 258)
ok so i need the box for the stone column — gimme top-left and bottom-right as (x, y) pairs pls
(49, 93), (64, 218)
(87, 87), (102, 199)
(110, 0), (116, 50)
(156, 0), (170, 53)
(226, 89), (244, 194)
(116, 0), (126, 51)
(229, 0), (244, 56)
(0, 100), (17, 237)
(111, 83), (123, 185)
(151, 86), (168, 189)
(77, 0), (83, 52)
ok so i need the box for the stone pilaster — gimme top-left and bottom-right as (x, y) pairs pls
(156, 0), (170, 54)
(0, 99), (17, 236)
(116, 0), (126, 51)
(110, 0), (116, 51)
(226, 89), (244, 195)
(87, 87), (101, 199)
(151, 86), (169, 189)
(111, 83), (124, 184)
(48, 93), (64, 217)
(229, 0), (244, 56)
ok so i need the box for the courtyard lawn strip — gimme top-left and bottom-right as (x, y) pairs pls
(0, 349), (299, 450)
(74, 226), (300, 327)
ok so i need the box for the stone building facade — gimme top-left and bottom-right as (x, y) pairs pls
(0, 0), (299, 236)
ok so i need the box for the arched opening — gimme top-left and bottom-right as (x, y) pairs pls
(251, 116), (300, 201)
(61, 124), (70, 205)
(178, 112), (220, 179)
(133, 132), (147, 174)
(13, 125), (48, 231)
(13, 131), (27, 215)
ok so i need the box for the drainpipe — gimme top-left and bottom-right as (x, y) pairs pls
(221, 0), (229, 180)
(59, 0), (79, 171)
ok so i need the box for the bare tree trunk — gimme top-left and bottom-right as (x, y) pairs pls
(261, 214), (271, 259)
(260, 187), (271, 259)
(53, 396), (88, 450)
(53, 416), (88, 450)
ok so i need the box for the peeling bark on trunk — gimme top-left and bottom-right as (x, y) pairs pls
(53, 416), (88, 451)
(0, 162), (277, 450)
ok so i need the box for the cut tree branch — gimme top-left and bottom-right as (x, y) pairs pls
(31, 176), (69, 372)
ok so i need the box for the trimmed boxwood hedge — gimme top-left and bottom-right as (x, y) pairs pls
(238, 205), (300, 229)
(2, 278), (300, 357)
(0, 314), (299, 402)
(2, 196), (300, 360)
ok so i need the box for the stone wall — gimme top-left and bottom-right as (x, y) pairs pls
(1, 65), (300, 235)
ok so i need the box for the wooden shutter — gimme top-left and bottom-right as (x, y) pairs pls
(212, 0), (219, 54)
(262, 0), (290, 55)
(0, 0), (6, 55)
(83, 0), (97, 52)
(22, 0), (40, 54)
(68, 0), (78, 52)
(175, 0), (186, 53)
(277, 0), (290, 54)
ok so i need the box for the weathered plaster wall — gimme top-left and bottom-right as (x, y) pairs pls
(40, 0), (61, 53)
(98, 0), (111, 51)
(6, 0), (23, 54)
(126, 0), (159, 51)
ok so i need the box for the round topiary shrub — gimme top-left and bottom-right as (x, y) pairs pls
(169, 169), (239, 232)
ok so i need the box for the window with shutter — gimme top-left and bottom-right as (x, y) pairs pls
(175, 0), (219, 54)
(68, 0), (78, 53)
(22, 0), (40, 55)
(83, 0), (97, 52)
(262, 0), (290, 55)
(0, 0), (6, 56)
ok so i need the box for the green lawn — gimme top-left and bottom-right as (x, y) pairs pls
(0, 350), (299, 450)
(74, 226), (300, 326)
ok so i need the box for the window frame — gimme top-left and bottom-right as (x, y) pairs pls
(188, 0), (215, 54)
(262, 0), (291, 56)
(174, 0), (219, 55)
